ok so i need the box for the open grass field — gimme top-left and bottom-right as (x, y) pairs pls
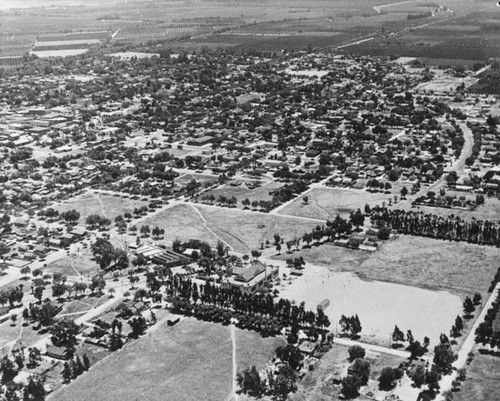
(142, 203), (319, 252)
(274, 234), (498, 299)
(195, 205), (320, 252)
(0, 317), (43, 351)
(140, 204), (221, 247)
(454, 345), (500, 401)
(57, 296), (109, 317)
(44, 248), (99, 278)
(355, 235), (499, 298)
(236, 329), (285, 372)
(55, 191), (148, 223)
(279, 187), (394, 219)
(50, 317), (280, 401)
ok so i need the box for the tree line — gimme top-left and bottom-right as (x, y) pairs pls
(166, 275), (330, 337)
(475, 288), (500, 354)
(370, 207), (500, 246)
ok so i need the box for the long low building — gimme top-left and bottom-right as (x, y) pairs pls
(135, 244), (190, 267)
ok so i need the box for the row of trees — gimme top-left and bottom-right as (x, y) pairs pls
(475, 289), (500, 353)
(166, 275), (330, 336)
(39, 208), (80, 224)
(300, 215), (356, 248)
(370, 207), (500, 246)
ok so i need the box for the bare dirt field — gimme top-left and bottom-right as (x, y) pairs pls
(55, 191), (148, 223)
(279, 187), (395, 219)
(277, 262), (461, 346)
(454, 345), (500, 401)
(274, 234), (498, 299)
(49, 317), (281, 401)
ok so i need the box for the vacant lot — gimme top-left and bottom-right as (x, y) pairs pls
(454, 346), (500, 401)
(44, 248), (98, 278)
(196, 205), (320, 252)
(142, 203), (319, 252)
(141, 204), (221, 247)
(50, 317), (280, 401)
(275, 234), (498, 299)
(56, 191), (148, 223)
(280, 187), (394, 219)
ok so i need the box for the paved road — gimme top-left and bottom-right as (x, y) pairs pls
(334, 337), (411, 359)
(436, 283), (500, 400)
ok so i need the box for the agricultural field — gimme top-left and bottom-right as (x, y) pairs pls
(279, 187), (394, 219)
(50, 317), (280, 401)
(55, 191), (149, 223)
(274, 234), (499, 299)
(454, 346), (500, 401)
(344, 3), (500, 61)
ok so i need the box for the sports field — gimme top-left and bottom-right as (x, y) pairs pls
(279, 262), (461, 346)
(50, 317), (282, 401)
